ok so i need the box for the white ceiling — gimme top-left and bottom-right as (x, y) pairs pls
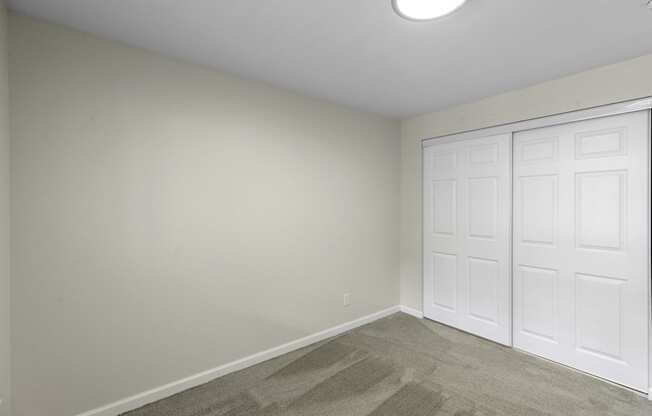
(7, 0), (652, 118)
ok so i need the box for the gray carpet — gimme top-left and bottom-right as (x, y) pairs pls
(123, 313), (652, 416)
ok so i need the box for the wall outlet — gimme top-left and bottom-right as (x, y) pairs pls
(343, 293), (351, 307)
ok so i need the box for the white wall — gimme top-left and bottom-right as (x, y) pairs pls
(400, 53), (652, 312)
(9, 14), (400, 416)
(0, 2), (10, 416)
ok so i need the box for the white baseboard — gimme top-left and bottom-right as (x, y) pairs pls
(75, 305), (401, 416)
(399, 305), (424, 319)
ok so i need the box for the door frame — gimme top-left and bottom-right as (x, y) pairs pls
(421, 96), (652, 397)
(422, 97), (652, 148)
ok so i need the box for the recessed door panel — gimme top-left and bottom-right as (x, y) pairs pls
(520, 265), (558, 342)
(575, 171), (625, 251)
(432, 180), (456, 236)
(469, 143), (499, 165)
(423, 134), (511, 346)
(575, 273), (624, 361)
(520, 175), (557, 246)
(432, 151), (457, 177)
(468, 257), (498, 324)
(468, 177), (497, 240)
(513, 111), (649, 392)
(432, 252), (457, 312)
(521, 137), (558, 163)
(575, 128), (626, 159)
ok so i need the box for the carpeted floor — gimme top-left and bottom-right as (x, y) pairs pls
(123, 313), (652, 416)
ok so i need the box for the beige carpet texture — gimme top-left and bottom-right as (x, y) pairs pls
(123, 313), (652, 416)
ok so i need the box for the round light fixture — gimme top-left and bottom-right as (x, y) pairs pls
(392, 0), (468, 21)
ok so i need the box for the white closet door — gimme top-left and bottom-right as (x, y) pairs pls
(513, 111), (649, 392)
(423, 134), (512, 346)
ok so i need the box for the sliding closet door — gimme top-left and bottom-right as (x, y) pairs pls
(423, 134), (512, 346)
(513, 111), (649, 391)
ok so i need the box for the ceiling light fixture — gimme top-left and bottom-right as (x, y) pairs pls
(392, 0), (468, 21)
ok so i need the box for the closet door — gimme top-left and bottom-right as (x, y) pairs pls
(513, 111), (649, 391)
(423, 134), (512, 346)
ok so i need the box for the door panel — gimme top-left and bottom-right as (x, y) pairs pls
(520, 265), (558, 342)
(520, 175), (557, 246)
(468, 257), (499, 324)
(423, 134), (512, 346)
(432, 252), (457, 312)
(468, 177), (497, 239)
(432, 180), (456, 236)
(513, 111), (649, 392)
(575, 171), (625, 251)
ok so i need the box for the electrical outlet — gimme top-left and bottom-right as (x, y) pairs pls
(343, 293), (351, 307)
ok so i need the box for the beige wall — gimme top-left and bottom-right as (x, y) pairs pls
(0, 2), (9, 416)
(400, 53), (652, 311)
(7, 8), (652, 416)
(9, 14), (400, 416)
